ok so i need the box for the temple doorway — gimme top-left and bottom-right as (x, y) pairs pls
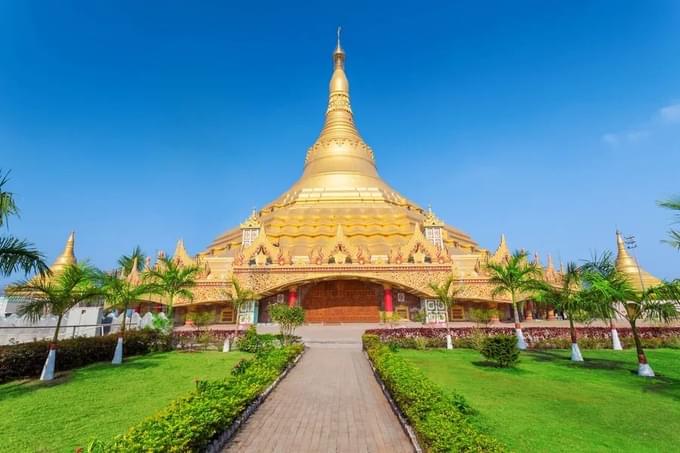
(302, 280), (381, 323)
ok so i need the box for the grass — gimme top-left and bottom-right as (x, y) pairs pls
(0, 351), (249, 453)
(399, 348), (680, 453)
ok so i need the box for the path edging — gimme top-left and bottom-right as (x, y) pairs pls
(363, 350), (423, 453)
(204, 347), (306, 453)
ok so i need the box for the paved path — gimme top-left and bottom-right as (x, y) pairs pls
(223, 346), (413, 453)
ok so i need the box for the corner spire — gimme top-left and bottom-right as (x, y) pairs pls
(615, 231), (661, 291)
(51, 231), (77, 274)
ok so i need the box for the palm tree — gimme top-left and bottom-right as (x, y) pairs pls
(144, 257), (199, 325)
(536, 262), (589, 361)
(229, 277), (257, 334)
(117, 246), (146, 275)
(487, 250), (544, 350)
(97, 259), (153, 364)
(7, 262), (101, 380)
(428, 276), (460, 349)
(581, 251), (623, 350)
(658, 196), (680, 250)
(582, 254), (680, 377)
(0, 170), (49, 277)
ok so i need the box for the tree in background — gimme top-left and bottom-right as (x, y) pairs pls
(270, 303), (304, 345)
(117, 246), (146, 275)
(536, 262), (590, 361)
(0, 170), (49, 277)
(580, 251), (623, 350)
(97, 257), (153, 364)
(487, 250), (544, 350)
(428, 276), (461, 349)
(144, 257), (199, 324)
(7, 262), (101, 380)
(582, 253), (680, 377)
(659, 196), (680, 250)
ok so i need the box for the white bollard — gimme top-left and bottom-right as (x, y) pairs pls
(446, 334), (453, 350)
(515, 329), (527, 350)
(570, 343), (584, 362)
(40, 346), (57, 381)
(112, 336), (123, 365)
(611, 329), (623, 350)
(638, 363), (655, 377)
(222, 338), (231, 352)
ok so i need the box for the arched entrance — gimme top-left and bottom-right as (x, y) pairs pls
(303, 280), (381, 323)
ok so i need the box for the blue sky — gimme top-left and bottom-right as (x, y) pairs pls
(1, 1), (680, 285)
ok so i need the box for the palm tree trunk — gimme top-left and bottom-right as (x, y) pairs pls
(511, 293), (527, 350)
(630, 320), (654, 376)
(42, 313), (62, 381)
(167, 294), (174, 327)
(568, 315), (583, 361)
(52, 314), (63, 344)
(120, 304), (128, 336)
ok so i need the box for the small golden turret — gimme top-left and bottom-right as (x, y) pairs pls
(126, 256), (141, 286)
(172, 239), (195, 266)
(50, 231), (77, 274)
(490, 234), (510, 263)
(615, 231), (661, 291)
(533, 252), (543, 271)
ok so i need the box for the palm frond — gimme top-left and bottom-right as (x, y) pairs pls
(0, 169), (19, 228)
(662, 229), (680, 250)
(0, 235), (50, 277)
(118, 246), (146, 274)
(658, 196), (680, 217)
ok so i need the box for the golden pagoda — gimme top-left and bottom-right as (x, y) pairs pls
(156, 35), (563, 325)
(50, 232), (77, 275)
(615, 231), (661, 291)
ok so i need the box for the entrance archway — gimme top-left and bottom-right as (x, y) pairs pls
(302, 280), (381, 323)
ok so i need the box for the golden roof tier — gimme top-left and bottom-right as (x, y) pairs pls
(207, 36), (477, 259)
(615, 231), (661, 291)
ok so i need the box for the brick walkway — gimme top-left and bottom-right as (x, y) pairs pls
(223, 346), (413, 453)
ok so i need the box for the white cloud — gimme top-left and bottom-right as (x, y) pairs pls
(659, 103), (680, 124)
(602, 101), (679, 147)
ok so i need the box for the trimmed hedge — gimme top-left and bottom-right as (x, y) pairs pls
(366, 327), (680, 350)
(0, 330), (172, 384)
(363, 334), (505, 453)
(92, 344), (304, 452)
(480, 335), (519, 368)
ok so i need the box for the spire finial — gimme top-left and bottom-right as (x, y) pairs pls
(51, 231), (77, 274)
(336, 26), (342, 49)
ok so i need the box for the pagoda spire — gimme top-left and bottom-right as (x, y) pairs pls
(300, 29), (379, 180)
(51, 231), (77, 274)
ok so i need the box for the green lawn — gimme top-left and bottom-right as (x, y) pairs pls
(0, 351), (248, 453)
(399, 348), (680, 453)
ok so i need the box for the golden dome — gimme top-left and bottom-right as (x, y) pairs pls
(615, 231), (661, 291)
(208, 35), (477, 257)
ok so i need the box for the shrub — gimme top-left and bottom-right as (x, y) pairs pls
(0, 330), (172, 384)
(269, 304), (305, 344)
(362, 334), (381, 351)
(97, 344), (304, 452)
(237, 325), (277, 353)
(365, 343), (505, 452)
(480, 335), (520, 368)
